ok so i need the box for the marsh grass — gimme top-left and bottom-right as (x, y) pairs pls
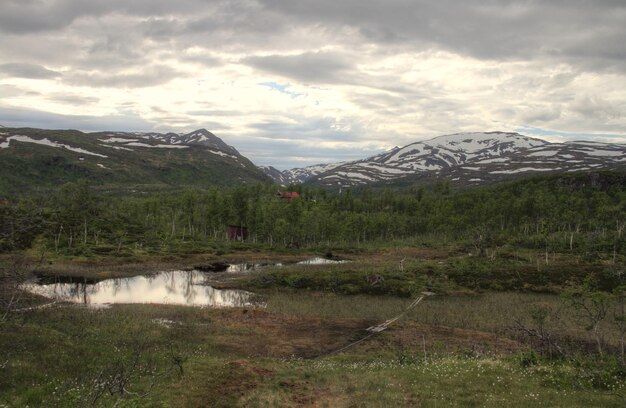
(265, 291), (625, 353)
(2, 246), (626, 406)
(238, 355), (626, 407)
(243, 249), (614, 299)
(2, 294), (625, 407)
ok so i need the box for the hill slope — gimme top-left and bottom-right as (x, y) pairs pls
(262, 132), (626, 188)
(0, 127), (270, 195)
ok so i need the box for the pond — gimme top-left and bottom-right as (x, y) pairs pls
(195, 257), (347, 273)
(222, 262), (283, 273)
(23, 270), (259, 308)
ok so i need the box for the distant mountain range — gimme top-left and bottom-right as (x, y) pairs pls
(0, 127), (269, 195)
(2, 126), (625, 196)
(258, 162), (345, 186)
(261, 132), (626, 188)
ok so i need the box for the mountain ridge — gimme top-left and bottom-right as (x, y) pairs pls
(261, 131), (626, 188)
(0, 126), (270, 196)
(2, 126), (625, 195)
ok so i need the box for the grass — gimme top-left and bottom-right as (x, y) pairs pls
(235, 356), (625, 407)
(237, 245), (622, 298)
(2, 249), (325, 282)
(2, 247), (626, 406)
(265, 290), (624, 354)
(11, 244), (619, 295)
(2, 291), (626, 407)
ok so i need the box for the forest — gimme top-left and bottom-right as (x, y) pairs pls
(2, 171), (625, 257)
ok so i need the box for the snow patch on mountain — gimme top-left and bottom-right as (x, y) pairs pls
(475, 157), (510, 164)
(96, 128), (247, 161)
(491, 167), (560, 174)
(125, 142), (189, 149)
(528, 150), (559, 157)
(1, 135), (108, 158)
(103, 145), (134, 151)
(208, 149), (238, 159)
(138, 128), (240, 155)
(101, 137), (139, 144)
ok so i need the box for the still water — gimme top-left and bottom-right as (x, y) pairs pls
(221, 257), (345, 272)
(24, 270), (258, 308)
(223, 262), (283, 273)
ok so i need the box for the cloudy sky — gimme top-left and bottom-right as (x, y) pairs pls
(1, 0), (625, 169)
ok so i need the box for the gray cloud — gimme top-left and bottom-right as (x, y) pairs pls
(65, 65), (180, 88)
(3, 1), (626, 73)
(1, 0), (625, 168)
(243, 52), (354, 83)
(47, 93), (99, 105)
(259, 0), (626, 71)
(570, 96), (624, 121)
(0, 105), (153, 132)
(0, 63), (61, 79)
(187, 109), (241, 117)
(181, 54), (223, 67)
(519, 106), (563, 124)
(0, 84), (41, 97)
(0, 0), (210, 34)
(248, 116), (363, 142)
(0, 0), (95, 34)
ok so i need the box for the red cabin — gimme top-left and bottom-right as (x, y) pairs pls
(277, 191), (300, 201)
(226, 225), (248, 241)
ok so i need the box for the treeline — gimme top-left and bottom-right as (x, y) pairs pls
(1, 172), (625, 255)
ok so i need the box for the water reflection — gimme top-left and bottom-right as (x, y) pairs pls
(196, 258), (346, 274)
(23, 271), (257, 308)
(224, 263), (283, 273)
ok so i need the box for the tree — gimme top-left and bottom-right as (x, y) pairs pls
(613, 284), (626, 364)
(51, 181), (100, 249)
(0, 198), (43, 252)
(0, 254), (41, 324)
(562, 279), (612, 356)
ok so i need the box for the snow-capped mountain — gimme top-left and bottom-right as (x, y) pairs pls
(99, 128), (241, 157)
(371, 132), (545, 169)
(2, 125), (625, 195)
(263, 132), (626, 188)
(421, 139), (626, 187)
(0, 127), (269, 195)
(260, 162), (346, 186)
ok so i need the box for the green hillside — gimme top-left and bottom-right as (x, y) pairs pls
(0, 127), (271, 196)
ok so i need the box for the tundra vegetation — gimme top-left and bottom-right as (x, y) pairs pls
(1, 171), (625, 407)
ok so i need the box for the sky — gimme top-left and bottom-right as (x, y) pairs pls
(0, 0), (625, 169)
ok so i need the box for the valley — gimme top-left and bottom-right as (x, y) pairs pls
(1, 161), (625, 406)
(3, 0), (625, 405)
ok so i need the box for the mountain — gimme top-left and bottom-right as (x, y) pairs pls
(259, 162), (345, 186)
(3, 126), (624, 196)
(0, 127), (270, 196)
(122, 128), (241, 155)
(257, 166), (291, 186)
(263, 132), (626, 188)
